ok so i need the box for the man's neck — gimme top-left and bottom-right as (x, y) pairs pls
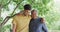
(33, 16), (38, 19)
(23, 12), (29, 16)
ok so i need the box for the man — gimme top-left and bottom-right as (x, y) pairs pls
(29, 10), (48, 32)
(12, 4), (31, 32)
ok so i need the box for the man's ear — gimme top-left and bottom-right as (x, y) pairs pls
(40, 18), (44, 23)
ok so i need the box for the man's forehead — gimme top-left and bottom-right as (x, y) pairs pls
(25, 10), (31, 12)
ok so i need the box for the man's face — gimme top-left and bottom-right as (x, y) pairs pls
(24, 10), (31, 15)
(31, 11), (37, 18)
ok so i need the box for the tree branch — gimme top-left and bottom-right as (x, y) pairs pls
(0, 0), (11, 19)
(11, 3), (21, 16)
(0, 16), (10, 27)
(11, 0), (24, 16)
(0, 0), (24, 28)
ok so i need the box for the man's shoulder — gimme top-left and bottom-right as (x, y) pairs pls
(13, 13), (23, 18)
(16, 13), (23, 16)
(28, 15), (31, 17)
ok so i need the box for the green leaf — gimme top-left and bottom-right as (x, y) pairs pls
(0, 17), (3, 23)
(42, 0), (51, 5)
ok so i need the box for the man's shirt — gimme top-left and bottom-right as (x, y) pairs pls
(12, 13), (31, 32)
(29, 17), (48, 32)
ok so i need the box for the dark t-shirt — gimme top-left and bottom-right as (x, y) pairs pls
(29, 17), (48, 32)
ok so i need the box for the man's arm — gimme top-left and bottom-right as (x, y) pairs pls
(42, 23), (48, 32)
(12, 23), (16, 32)
(12, 18), (17, 32)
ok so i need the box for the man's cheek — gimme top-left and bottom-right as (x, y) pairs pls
(29, 12), (31, 15)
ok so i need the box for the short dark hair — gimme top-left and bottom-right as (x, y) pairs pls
(24, 4), (31, 10)
(31, 10), (37, 14)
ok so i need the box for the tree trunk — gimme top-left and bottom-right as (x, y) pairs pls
(0, 6), (1, 19)
(0, 4), (2, 32)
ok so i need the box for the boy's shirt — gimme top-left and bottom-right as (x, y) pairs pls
(12, 13), (31, 32)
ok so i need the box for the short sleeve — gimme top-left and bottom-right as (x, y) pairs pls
(12, 17), (17, 25)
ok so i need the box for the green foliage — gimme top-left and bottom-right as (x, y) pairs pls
(11, 0), (53, 16)
(0, 17), (3, 23)
(0, 24), (11, 32)
(12, 0), (24, 4)
(1, 0), (9, 5)
(0, 0), (2, 3)
(45, 10), (60, 29)
(0, 0), (11, 11)
(26, 0), (53, 16)
(42, 0), (52, 5)
(0, 0), (60, 32)
(3, 5), (9, 11)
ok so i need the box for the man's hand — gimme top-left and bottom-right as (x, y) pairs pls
(13, 23), (16, 32)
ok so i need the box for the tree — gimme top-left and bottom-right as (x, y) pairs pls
(0, 0), (25, 32)
(1, 0), (59, 32)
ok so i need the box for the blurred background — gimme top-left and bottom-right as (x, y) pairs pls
(0, 0), (60, 32)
